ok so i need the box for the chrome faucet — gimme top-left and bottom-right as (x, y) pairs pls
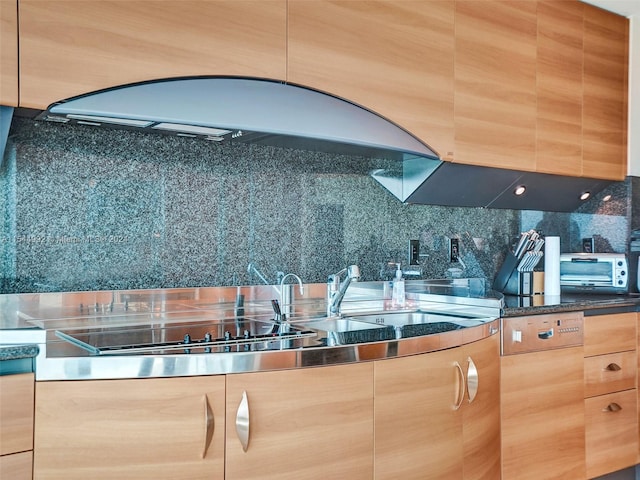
(327, 265), (361, 316)
(278, 273), (304, 318)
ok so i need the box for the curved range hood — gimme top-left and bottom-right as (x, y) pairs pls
(35, 77), (614, 212)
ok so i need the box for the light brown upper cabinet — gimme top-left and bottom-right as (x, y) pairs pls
(287, 0), (455, 160)
(0, 0), (18, 106)
(582, 5), (628, 180)
(454, 0), (538, 171)
(536, 0), (584, 176)
(18, 0), (287, 110)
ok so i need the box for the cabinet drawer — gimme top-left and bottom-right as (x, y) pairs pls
(585, 389), (638, 478)
(0, 451), (33, 480)
(584, 313), (636, 357)
(0, 373), (34, 456)
(584, 351), (636, 397)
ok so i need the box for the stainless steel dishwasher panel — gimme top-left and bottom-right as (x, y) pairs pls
(501, 311), (584, 356)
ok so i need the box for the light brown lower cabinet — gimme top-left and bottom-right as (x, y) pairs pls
(0, 372), (35, 480)
(225, 362), (374, 480)
(584, 312), (638, 479)
(33, 364), (373, 480)
(374, 334), (500, 480)
(0, 451), (33, 480)
(585, 389), (638, 479)
(33, 376), (226, 480)
(501, 346), (586, 480)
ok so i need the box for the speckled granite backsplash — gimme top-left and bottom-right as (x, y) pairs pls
(0, 117), (631, 293)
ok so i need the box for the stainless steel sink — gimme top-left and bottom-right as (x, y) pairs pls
(344, 311), (471, 338)
(295, 317), (396, 345)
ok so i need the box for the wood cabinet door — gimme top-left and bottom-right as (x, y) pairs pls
(225, 363), (374, 480)
(0, 373), (34, 456)
(288, 0), (455, 160)
(585, 389), (638, 478)
(19, 0), (287, 109)
(461, 334), (500, 480)
(0, 451), (33, 480)
(0, 0), (18, 106)
(536, 0), (584, 176)
(374, 347), (463, 480)
(501, 346), (586, 480)
(33, 376), (225, 480)
(454, 0), (537, 171)
(582, 4), (628, 180)
(584, 312), (637, 357)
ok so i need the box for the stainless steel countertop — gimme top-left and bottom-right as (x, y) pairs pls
(0, 280), (502, 380)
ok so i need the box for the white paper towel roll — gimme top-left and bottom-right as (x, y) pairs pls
(544, 236), (561, 296)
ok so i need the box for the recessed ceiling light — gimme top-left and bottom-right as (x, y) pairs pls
(580, 191), (591, 201)
(602, 194), (612, 202)
(514, 185), (526, 196)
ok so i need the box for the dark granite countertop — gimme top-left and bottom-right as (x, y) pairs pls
(503, 293), (640, 317)
(0, 344), (39, 361)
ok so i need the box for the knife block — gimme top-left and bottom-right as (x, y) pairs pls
(493, 253), (544, 296)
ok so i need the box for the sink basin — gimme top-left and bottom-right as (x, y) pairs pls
(345, 311), (470, 338)
(296, 317), (396, 345)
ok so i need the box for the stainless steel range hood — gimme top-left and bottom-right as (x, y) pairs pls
(33, 77), (615, 212)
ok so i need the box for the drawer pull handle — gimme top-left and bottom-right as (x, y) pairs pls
(603, 402), (622, 412)
(236, 391), (250, 452)
(605, 363), (621, 371)
(202, 395), (214, 458)
(453, 361), (465, 411)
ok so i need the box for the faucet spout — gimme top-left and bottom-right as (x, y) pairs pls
(327, 265), (361, 316)
(278, 273), (304, 318)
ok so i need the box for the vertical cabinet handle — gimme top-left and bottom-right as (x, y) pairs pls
(236, 391), (250, 452)
(605, 363), (621, 371)
(453, 361), (466, 410)
(466, 357), (479, 404)
(603, 402), (622, 412)
(202, 395), (215, 459)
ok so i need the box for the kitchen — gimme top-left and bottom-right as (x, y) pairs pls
(0, 1), (639, 479)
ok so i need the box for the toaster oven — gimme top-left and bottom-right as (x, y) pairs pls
(559, 253), (628, 294)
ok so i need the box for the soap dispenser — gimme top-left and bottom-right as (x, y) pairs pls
(392, 263), (405, 308)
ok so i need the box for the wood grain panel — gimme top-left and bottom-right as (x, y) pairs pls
(462, 334), (501, 480)
(0, 451), (32, 480)
(0, 373), (34, 456)
(0, 0), (18, 106)
(34, 376), (225, 480)
(582, 4), (628, 180)
(584, 350), (636, 398)
(454, 0), (537, 171)
(288, 0), (455, 159)
(226, 363), (373, 480)
(19, 1), (287, 109)
(585, 389), (638, 478)
(501, 346), (585, 480)
(374, 347), (463, 479)
(536, 0), (583, 176)
(584, 312), (637, 357)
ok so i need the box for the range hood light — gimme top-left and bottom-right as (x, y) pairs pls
(602, 194), (612, 202)
(76, 120), (102, 127)
(205, 136), (225, 142)
(514, 185), (526, 196)
(151, 122), (232, 137)
(580, 191), (591, 201)
(66, 114), (153, 127)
